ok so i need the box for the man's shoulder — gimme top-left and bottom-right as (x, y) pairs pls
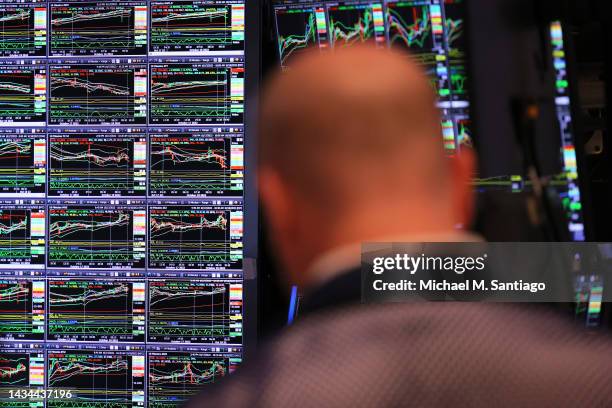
(260, 304), (612, 405)
(187, 304), (612, 407)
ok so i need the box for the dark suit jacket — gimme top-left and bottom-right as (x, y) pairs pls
(298, 267), (362, 316)
(185, 270), (612, 407)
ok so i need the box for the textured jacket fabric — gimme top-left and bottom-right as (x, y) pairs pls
(185, 302), (612, 407)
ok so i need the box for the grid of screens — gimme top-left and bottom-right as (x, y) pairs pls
(0, 1), (246, 407)
(272, 0), (585, 241)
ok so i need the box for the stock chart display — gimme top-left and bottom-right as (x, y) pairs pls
(274, 4), (328, 68)
(150, 58), (244, 125)
(148, 279), (242, 344)
(0, 343), (45, 407)
(47, 279), (146, 342)
(0, 60), (47, 126)
(327, 3), (386, 48)
(0, 201), (46, 269)
(0, 279), (45, 341)
(0, 129), (46, 197)
(147, 346), (241, 407)
(148, 201), (243, 270)
(149, 127), (244, 197)
(274, 0), (468, 144)
(550, 21), (585, 241)
(48, 129), (147, 197)
(49, 60), (148, 126)
(50, 2), (148, 57)
(47, 201), (147, 269)
(0, 2), (248, 406)
(273, 0), (584, 239)
(0, 4), (47, 58)
(150, 1), (245, 55)
(46, 346), (145, 407)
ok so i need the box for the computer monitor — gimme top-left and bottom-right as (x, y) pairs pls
(271, 0), (586, 242)
(0, 1), (255, 407)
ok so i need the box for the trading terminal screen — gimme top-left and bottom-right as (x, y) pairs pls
(272, 0), (585, 242)
(273, 1), (596, 326)
(0, 1), (247, 407)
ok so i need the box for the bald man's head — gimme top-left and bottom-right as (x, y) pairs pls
(261, 46), (447, 203)
(259, 46), (475, 288)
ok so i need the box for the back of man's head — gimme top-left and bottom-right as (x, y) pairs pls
(259, 46), (475, 288)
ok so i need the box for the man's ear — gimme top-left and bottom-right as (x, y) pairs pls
(258, 168), (294, 239)
(450, 148), (477, 228)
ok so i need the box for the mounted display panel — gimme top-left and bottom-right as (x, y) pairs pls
(271, 1), (595, 326)
(271, 0), (586, 241)
(0, 1), (256, 407)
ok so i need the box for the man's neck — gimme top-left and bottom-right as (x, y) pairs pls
(304, 230), (483, 290)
